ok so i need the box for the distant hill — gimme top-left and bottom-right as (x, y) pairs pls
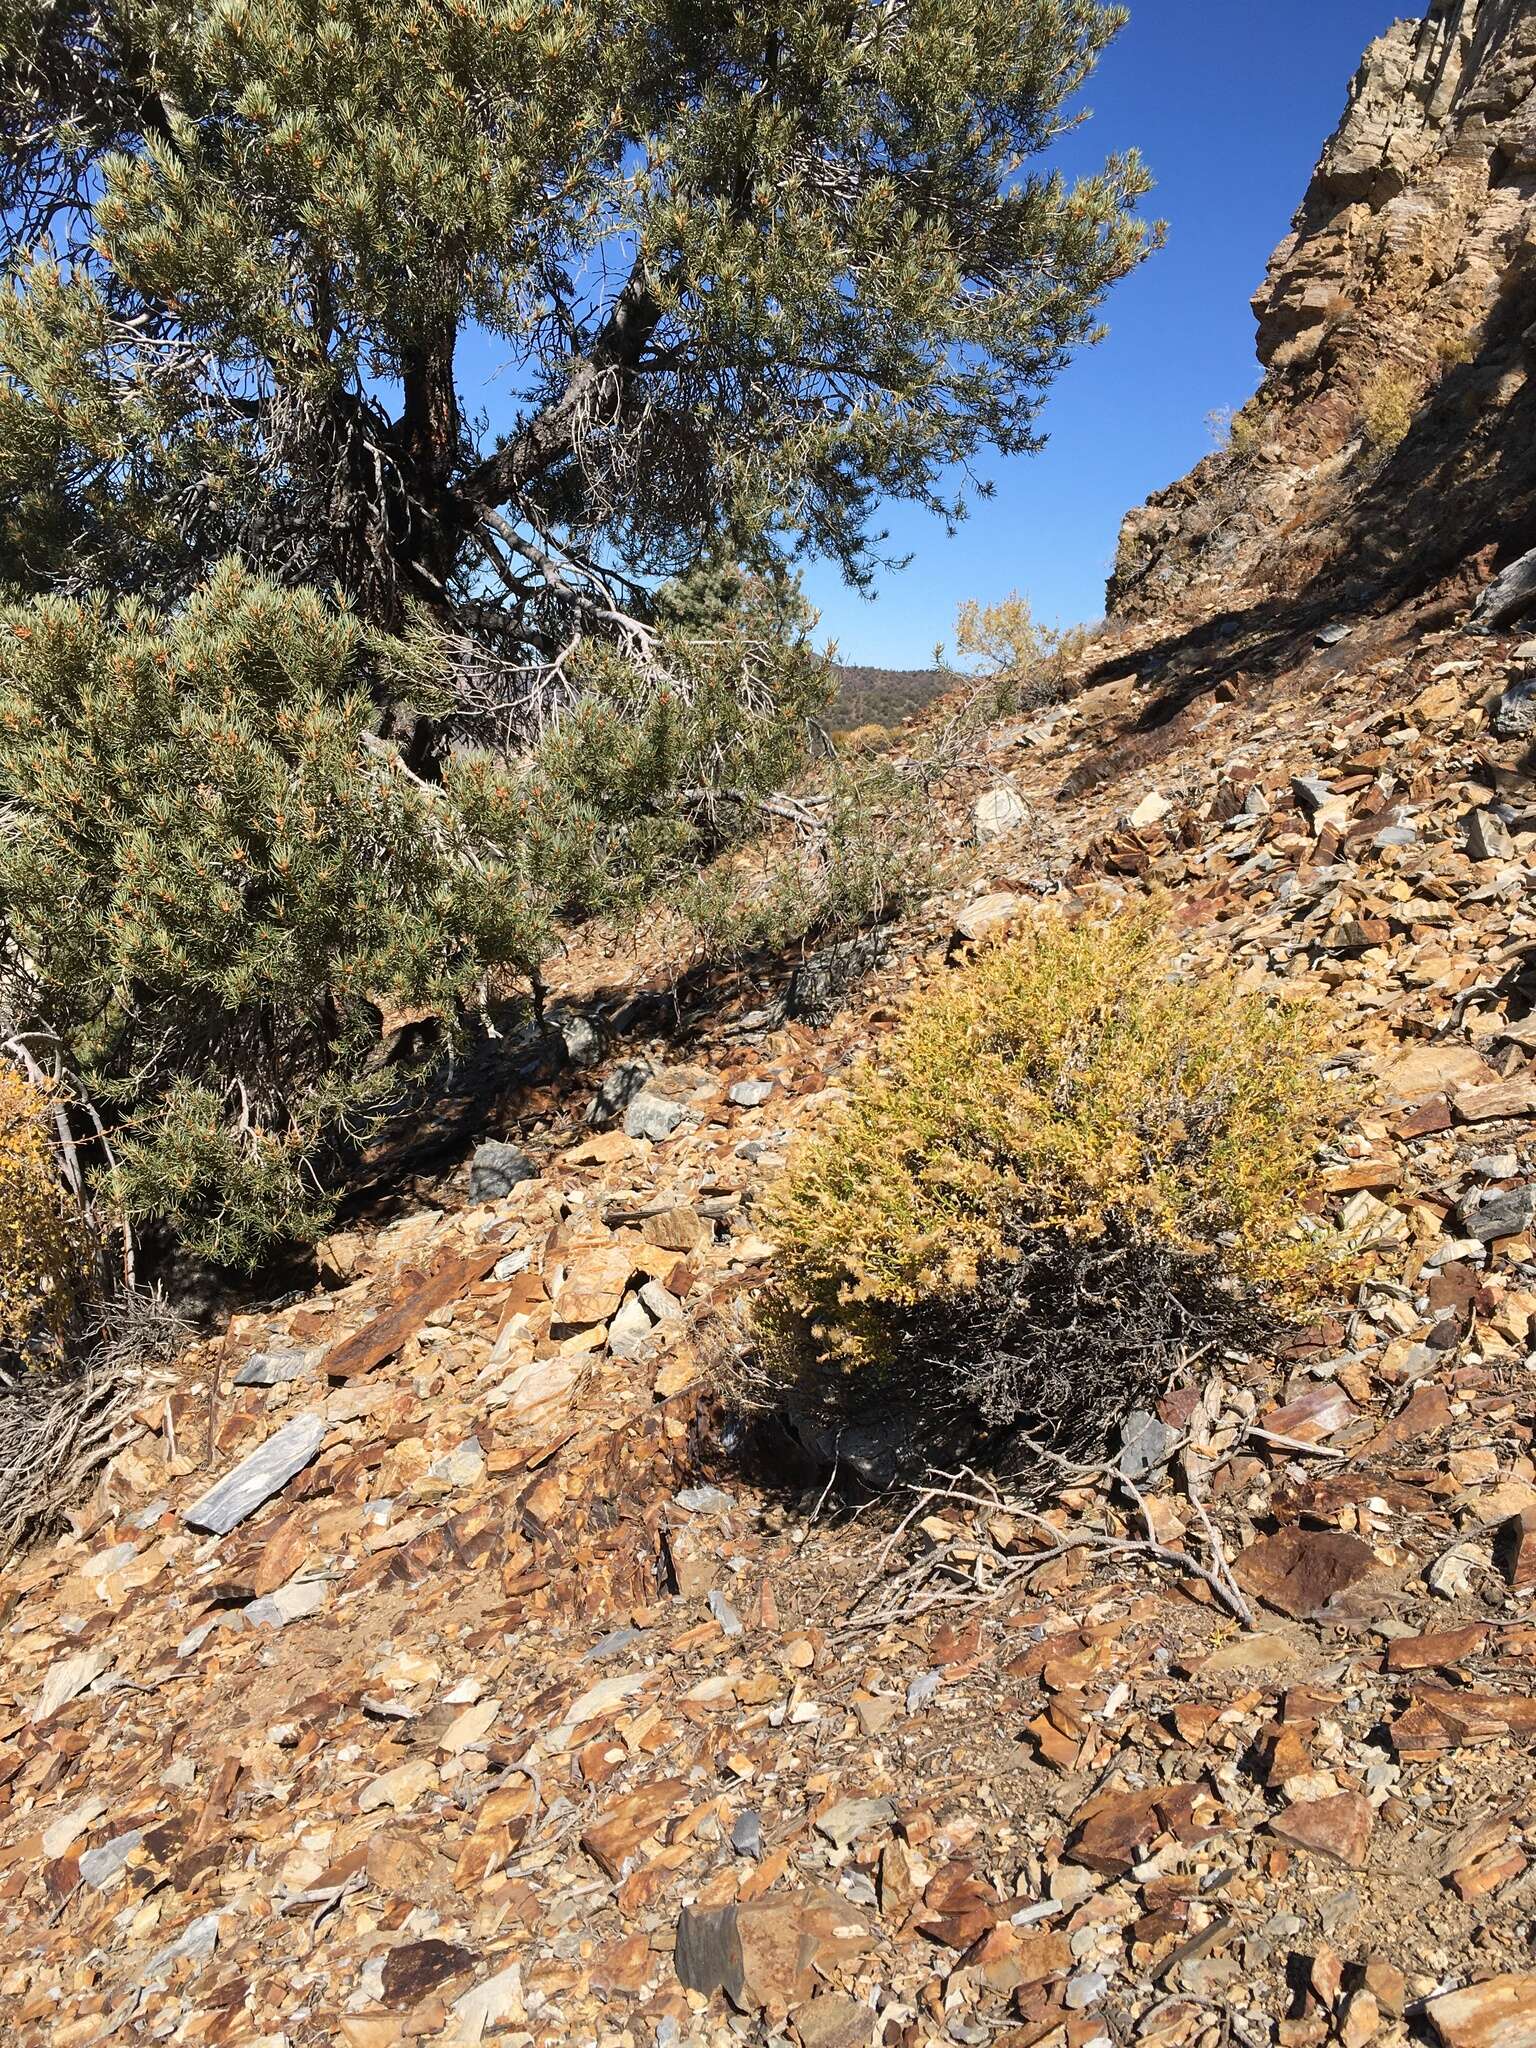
(831, 664), (951, 729)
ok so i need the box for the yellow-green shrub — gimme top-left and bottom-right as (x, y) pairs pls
(1360, 369), (1420, 451)
(954, 593), (1093, 715)
(756, 910), (1340, 1422)
(0, 1066), (88, 1359)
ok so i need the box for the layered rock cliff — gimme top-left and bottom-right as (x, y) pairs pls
(1110, 0), (1536, 624)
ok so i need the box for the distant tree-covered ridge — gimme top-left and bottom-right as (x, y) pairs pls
(832, 665), (952, 730)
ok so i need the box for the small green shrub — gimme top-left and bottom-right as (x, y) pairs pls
(751, 910), (1341, 1467)
(0, 564), (533, 1264)
(0, 560), (829, 1266)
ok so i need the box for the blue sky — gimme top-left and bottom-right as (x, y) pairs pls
(802, 0), (1408, 669)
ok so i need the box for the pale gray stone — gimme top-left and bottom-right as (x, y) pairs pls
(624, 1091), (687, 1141)
(708, 1589), (743, 1639)
(815, 1795), (896, 1850)
(973, 785), (1027, 844)
(234, 1347), (316, 1389)
(79, 1830), (143, 1888)
(953, 891), (1023, 945)
(183, 1413), (327, 1535)
(591, 1058), (653, 1125)
(676, 1484), (734, 1514)
(606, 1291), (658, 1356)
(1465, 806), (1517, 861)
(245, 1579), (328, 1631)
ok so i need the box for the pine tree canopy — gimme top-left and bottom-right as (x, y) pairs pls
(0, 0), (1152, 713)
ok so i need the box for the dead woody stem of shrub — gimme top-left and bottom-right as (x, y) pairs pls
(844, 1458), (1255, 1632)
(0, 1364), (144, 1555)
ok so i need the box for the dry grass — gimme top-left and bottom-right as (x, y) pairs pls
(1361, 368), (1421, 451)
(0, 1286), (189, 1555)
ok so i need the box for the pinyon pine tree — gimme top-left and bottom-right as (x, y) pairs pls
(0, 0), (1152, 703)
(0, 0), (1154, 1263)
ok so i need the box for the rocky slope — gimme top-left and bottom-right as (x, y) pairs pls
(1112, 0), (1536, 627)
(6, 593), (1536, 2048)
(10, 12), (1536, 2048)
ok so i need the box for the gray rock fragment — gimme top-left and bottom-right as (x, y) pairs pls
(607, 1290), (658, 1356)
(638, 1279), (683, 1323)
(624, 1092), (688, 1142)
(905, 1669), (942, 1714)
(79, 1830), (143, 1888)
(727, 1078), (775, 1108)
(591, 1059), (654, 1126)
(469, 1140), (538, 1203)
(546, 1004), (602, 1066)
(182, 1413), (327, 1536)
(1291, 775), (1333, 818)
(973, 785), (1028, 845)
(815, 1795), (896, 1850)
(1118, 1407), (1176, 1481)
(1470, 543), (1536, 630)
(1459, 1183), (1536, 1243)
(708, 1588), (743, 1639)
(1493, 675), (1536, 738)
(234, 1347), (316, 1389)
(731, 1809), (763, 1860)
(1464, 806), (1517, 861)
(245, 1579), (328, 1630)
(582, 1625), (646, 1663)
(953, 892), (1024, 946)
(675, 1484), (734, 1514)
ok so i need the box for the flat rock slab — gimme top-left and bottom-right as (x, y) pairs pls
(381, 1938), (481, 2009)
(182, 1413), (328, 1535)
(676, 1893), (814, 2011)
(954, 892), (1024, 945)
(795, 1994), (875, 2048)
(469, 1140), (538, 1202)
(814, 1795), (896, 1851)
(234, 1347), (317, 1389)
(1233, 1528), (1382, 1618)
(324, 1241), (507, 1379)
(1065, 1782), (1204, 1878)
(1428, 1974), (1536, 2048)
(1268, 1790), (1373, 1868)
(555, 1245), (635, 1327)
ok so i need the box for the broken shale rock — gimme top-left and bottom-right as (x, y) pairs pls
(181, 1413), (327, 1535)
(1428, 1974), (1536, 2048)
(675, 1893), (815, 2013)
(1232, 1528), (1383, 1619)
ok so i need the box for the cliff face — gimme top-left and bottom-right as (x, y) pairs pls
(1110, 0), (1536, 624)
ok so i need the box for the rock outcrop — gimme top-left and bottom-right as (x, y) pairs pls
(1111, 0), (1536, 623)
